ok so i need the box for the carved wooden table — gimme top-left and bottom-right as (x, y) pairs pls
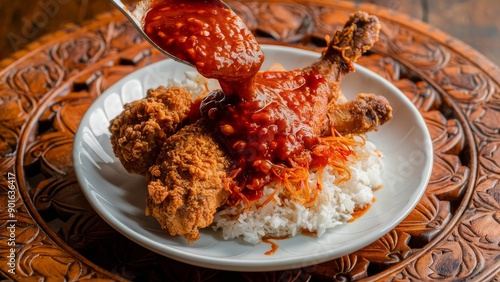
(1, 0), (500, 280)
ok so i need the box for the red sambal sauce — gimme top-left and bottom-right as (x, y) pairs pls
(222, 70), (329, 161)
(143, 0), (264, 87)
(144, 0), (341, 203)
(203, 69), (331, 202)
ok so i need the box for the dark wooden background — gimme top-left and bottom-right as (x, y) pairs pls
(0, 0), (500, 65)
(2, 0), (500, 66)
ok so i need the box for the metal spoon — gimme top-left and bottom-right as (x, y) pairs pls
(108, 0), (230, 67)
(108, 0), (186, 62)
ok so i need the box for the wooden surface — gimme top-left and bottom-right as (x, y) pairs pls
(1, 0), (500, 281)
(1, 0), (500, 66)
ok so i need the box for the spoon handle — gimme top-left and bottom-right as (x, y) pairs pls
(107, 0), (191, 65)
(108, 0), (143, 27)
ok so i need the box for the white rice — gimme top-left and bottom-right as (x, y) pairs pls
(212, 140), (383, 244)
(167, 72), (384, 244)
(163, 71), (220, 98)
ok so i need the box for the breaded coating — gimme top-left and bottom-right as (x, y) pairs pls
(109, 86), (192, 175)
(146, 119), (231, 243)
(327, 93), (393, 135)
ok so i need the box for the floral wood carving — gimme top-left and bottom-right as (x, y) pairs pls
(1, 0), (499, 281)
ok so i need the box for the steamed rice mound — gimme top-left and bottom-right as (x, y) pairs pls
(212, 140), (383, 244)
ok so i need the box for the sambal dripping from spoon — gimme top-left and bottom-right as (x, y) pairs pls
(142, 0), (264, 94)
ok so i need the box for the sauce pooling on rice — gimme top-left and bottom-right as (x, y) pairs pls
(144, 0), (356, 205)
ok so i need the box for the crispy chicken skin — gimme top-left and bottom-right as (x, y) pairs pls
(303, 11), (389, 135)
(308, 11), (392, 135)
(309, 11), (381, 102)
(327, 93), (393, 135)
(146, 119), (231, 243)
(109, 86), (192, 175)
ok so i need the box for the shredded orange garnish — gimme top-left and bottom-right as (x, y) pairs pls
(258, 184), (281, 207)
(323, 35), (331, 53)
(316, 166), (325, 191)
(222, 131), (365, 208)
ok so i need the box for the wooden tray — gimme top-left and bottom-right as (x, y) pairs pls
(1, 0), (499, 280)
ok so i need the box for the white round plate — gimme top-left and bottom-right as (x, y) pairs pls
(73, 45), (433, 272)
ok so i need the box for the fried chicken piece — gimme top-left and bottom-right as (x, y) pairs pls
(146, 119), (231, 243)
(309, 11), (381, 102)
(327, 93), (393, 135)
(278, 11), (383, 138)
(109, 86), (192, 175)
(308, 12), (392, 135)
